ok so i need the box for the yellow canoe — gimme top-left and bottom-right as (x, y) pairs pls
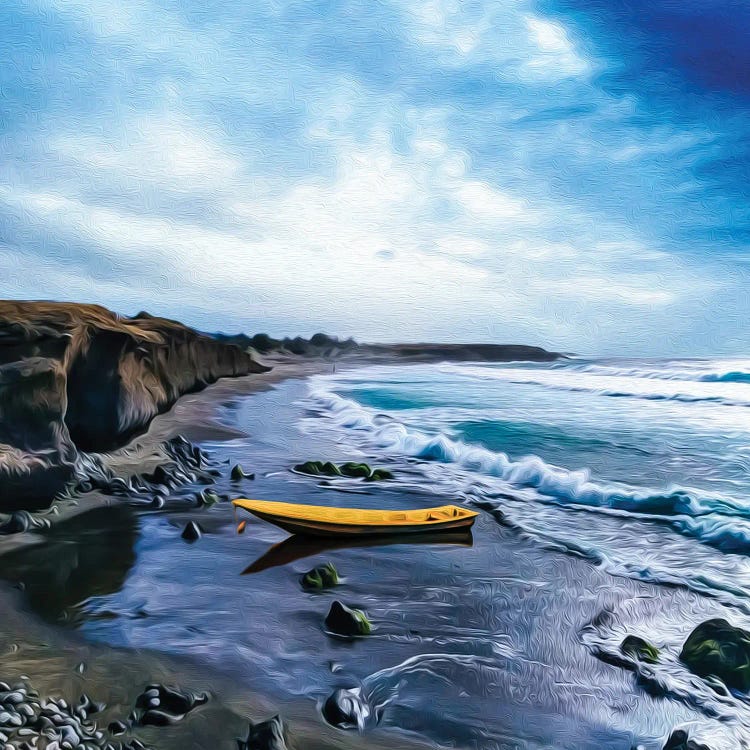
(232, 499), (479, 537)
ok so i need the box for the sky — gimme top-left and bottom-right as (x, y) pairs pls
(1, 0), (749, 355)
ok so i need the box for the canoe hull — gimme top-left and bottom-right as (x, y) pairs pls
(249, 510), (477, 537)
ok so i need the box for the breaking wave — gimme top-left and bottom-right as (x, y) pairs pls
(307, 380), (750, 554)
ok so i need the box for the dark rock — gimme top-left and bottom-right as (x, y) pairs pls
(325, 601), (371, 636)
(663, 728), (713, 750)
(237, 715), (287, 750)
(231, 464), (252, 480)
(196, 490), (219, 507)
(681, 618), (750, 691)
(108, 720), (127, 736)
(0, 511), (33, 535)
(301, 563), (339, 590)
(322, 687), (371, 730)
(181, 521), (204, 542)
(134, 684), (208, 724)
(621, 635), (660, 664)
(78, 693), (103, 714)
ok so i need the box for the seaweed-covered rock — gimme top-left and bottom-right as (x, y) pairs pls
(680, 618), (750, 691)
(325, 601), (371, 636)
(621, 635), (660, 664)
(339, 462), (372, 479)
(196, 490), (220, 507)
(367, 468), (394, 481)
(294, 460), (392, 481)
(237, 714), (288, 750)
(322, 687), (371, 730)
(301, 563), (339, 591)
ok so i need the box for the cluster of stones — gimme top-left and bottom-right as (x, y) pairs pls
(0, 680), (151, 750)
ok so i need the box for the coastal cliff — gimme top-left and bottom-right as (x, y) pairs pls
(0, 301), (268, 507)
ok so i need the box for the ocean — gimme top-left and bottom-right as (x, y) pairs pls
(306, 357), (750, 604)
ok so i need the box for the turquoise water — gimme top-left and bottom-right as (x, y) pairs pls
(305, 358), (750, 599)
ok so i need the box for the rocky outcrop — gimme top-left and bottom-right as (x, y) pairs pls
(0, 301), (269, 507)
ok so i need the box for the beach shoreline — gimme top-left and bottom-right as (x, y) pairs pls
(0, 354), (441, 750)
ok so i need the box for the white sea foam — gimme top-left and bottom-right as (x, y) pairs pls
(306, 375), (750, 553)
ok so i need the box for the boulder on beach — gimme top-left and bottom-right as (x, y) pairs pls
(237, 714), (288, 750)
(621, 635), (660, 664)
(322, 687), (371, 730)
(680, 618), (750, 691)
(301, 563), (339, 590)
(325, 600), (371, 636)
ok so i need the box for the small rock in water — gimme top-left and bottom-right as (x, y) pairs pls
(322, 687), (371, 730)
(301, 563), (339, 590)
(621, 635), (659, 664)
(237, 715), (287, 750)
(324, 601), (371, 636)
(196, 490), (220, 507)
(181, 521), (204, 542)
(231, 464), (253, 481)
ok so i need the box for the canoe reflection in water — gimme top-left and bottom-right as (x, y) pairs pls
(242, 529), (474, 574)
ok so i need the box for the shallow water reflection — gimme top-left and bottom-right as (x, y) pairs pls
(0, 506), (138, 624)
(242, 530), (474, 574)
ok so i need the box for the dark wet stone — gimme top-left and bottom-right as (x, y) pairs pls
(322, 687), (371, 730)
(621, 635), (659, 664)
(78, 693), (103, 714)
(0, 511), (33, 535)
(134, 684), (208, 724)
(681, 618), (750, 691)
(196, 490), (219, 507)
(144, 465), (174, 487)
(231, 464), (251, 480)
(663, 728), (713, 750)
(108, 720), (127, 736)
(181, 521), (204, 542)
(325, 601), (371, 636)
(301, 563), (339, 590)
(237, 715), (287, 750)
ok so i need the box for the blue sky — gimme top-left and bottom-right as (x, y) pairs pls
(1, 0), (749, 355)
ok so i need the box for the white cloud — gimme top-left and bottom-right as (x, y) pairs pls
(524, 15), (590, 78)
